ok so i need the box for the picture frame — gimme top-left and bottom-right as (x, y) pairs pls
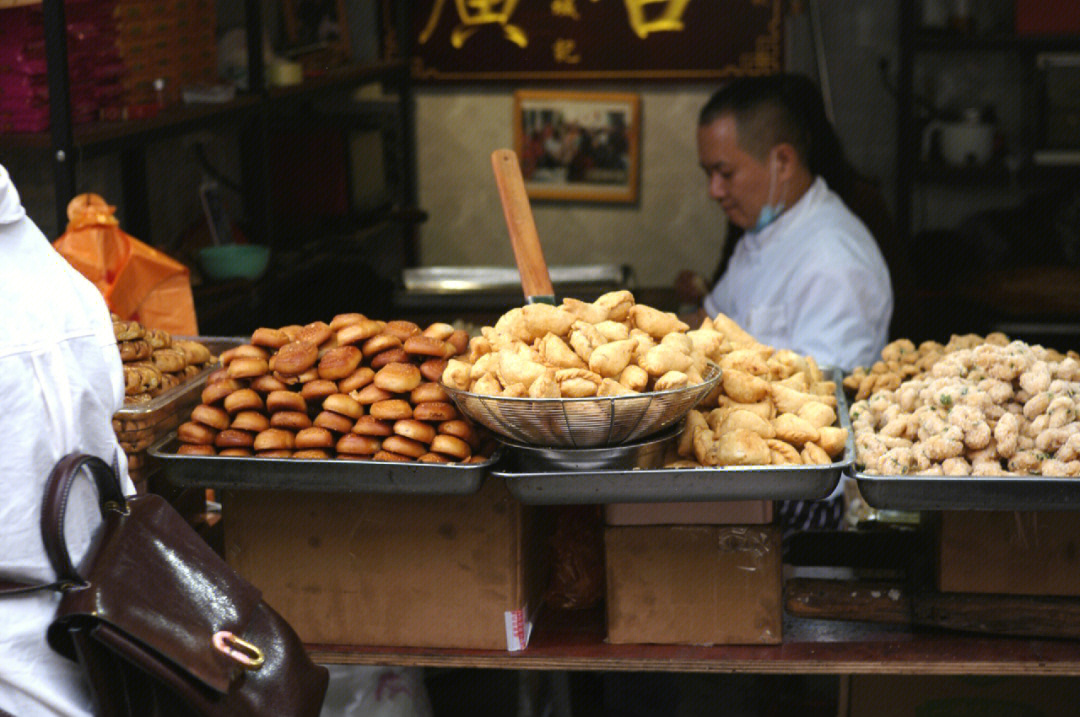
(514, 90), (640, 204)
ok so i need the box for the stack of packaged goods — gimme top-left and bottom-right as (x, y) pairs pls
(112, 0), (217, 111)
(0, 0), (124, 134)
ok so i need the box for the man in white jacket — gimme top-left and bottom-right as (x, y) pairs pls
(0, 164), (133, 717)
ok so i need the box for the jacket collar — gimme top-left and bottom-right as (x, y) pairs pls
(0, 165), (26, 225)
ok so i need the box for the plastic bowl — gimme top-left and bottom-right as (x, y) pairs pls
(197, 244), (270, 282)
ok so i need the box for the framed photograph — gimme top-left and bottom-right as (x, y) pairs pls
(514, 90), (640, 203)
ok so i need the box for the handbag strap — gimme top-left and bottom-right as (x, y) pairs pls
(0, 453), (126, 596)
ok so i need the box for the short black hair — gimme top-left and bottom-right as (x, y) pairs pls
(699, 74), (816, 164)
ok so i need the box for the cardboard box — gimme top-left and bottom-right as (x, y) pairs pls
(605, 525), (782, 645)
(843, 675), (1080, 717)
(604, 500), (772, 526)
(938, 511), (1080, 596)
(223, 478), (549, 650)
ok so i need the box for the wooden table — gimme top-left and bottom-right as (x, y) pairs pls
(306, 609), (1080, 676)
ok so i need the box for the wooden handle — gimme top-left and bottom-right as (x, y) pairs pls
(491, 149), (555, 303)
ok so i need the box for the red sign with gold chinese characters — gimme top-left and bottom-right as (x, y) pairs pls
(410, 0), (783, 81)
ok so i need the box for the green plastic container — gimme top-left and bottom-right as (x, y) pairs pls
(197, 244), (270, 281)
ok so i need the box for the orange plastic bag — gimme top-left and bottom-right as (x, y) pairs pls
(53, 194), (199, 336)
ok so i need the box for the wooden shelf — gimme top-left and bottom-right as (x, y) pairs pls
(306, 611), (1080, 676)
(0, 0), (41, 8)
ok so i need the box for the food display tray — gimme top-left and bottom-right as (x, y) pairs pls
(492, 368), (852, 505)
(149, 435), (499, 495)
(852, 472), (1080, 511)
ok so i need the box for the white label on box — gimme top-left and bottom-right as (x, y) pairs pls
(504, 607), (532, 652)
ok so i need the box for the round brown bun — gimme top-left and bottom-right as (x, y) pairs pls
(295, 368), (320, 384)
(269, 410), (312, 431)
(403, 335), (449, 358)
(446, 330), (469, 356)
(215, 428), (256, 448)
(223, 388), (264, 415)
(250, 374), (289, 394)
(322, 393), (363, 420)
(231, 410), (270, 433)
(374, 362), (422, 394)
(422, 322), (455, 341)
(274, 340), (319, 376)
(266, 390), (307, 414)
(191, 404), (230, 431)
(329, 312), (365, 332)
(296, 321), (333, 347)
(419, 358), (448, 383)
(416, 452), (451, 464)
(177, 443), (216, 456)
(254, 428), (295, 452)
(318, 345), (362, 381)
(255, 449), (293, 459)
(232, 344), (271, 361)
(177, 421), (217, 445)
(295, 426), (335, 449)
(251, 327), (290, 349)
(369, 399), (413, 421)
(205, 368), (230, 385)
(279, 325), (304, 341)
(300, 379), (339, 403)
(393, 419), (436, 445)
(370, 347), (410, 370)
(313, 410), (356, 434)
(372, 450), (412, 463)
(227, 357), (269, 380)
(218, 448), (252, 457)
(437, 419), (478, 447)
(354, 383), (393, 405)
(335, 433), (381, 456)
(338, 366), (375, 394)
(361, 333), (401, 357)
(337, 318), (384, 346)
(382, 320), (421, 342)
(381, 435), (427, 458)
(293, 449), (331, 460)
(271, 371), (301, 386)
(430, 434), (471, 461)
(411, 382), (449, 405)
(351, 415), (393, 437)
(413, 401), (458, 422)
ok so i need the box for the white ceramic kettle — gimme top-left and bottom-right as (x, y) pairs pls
(923, 108), (996, 167)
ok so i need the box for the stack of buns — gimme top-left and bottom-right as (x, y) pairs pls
(175, 314), (494, 462)
(113, 313), (215, 405)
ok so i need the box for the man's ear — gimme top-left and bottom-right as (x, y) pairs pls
(772, 143), (799, 182)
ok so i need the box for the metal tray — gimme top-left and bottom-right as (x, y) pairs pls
(148, 434), (498, 495)
(402, 264), (627, 292)
(852, 472), (1080, 511)
(492, 369), (853, 505)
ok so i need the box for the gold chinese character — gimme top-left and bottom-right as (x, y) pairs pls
(419, 0), (527, 48)
(622, 0), (692, 39)
(551, 0), (580, 19)
(552, 38), (581, 63)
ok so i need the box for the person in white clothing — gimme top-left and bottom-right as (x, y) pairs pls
(0, 164), (133, 717)
(679, 73), (894, 372)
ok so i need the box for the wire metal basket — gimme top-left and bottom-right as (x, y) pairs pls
(443, 363), (721, 448)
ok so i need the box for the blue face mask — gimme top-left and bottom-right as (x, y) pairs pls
(752, 155), (785, 232)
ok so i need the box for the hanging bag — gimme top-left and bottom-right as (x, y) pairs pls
(1, 453), (328, 716)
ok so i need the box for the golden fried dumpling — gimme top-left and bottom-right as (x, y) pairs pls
(568, 321), (606, 363)
(712, 428), (770, 466)
(654, 371), (689, 391)
(472, 373), (502, 395)
(767, 438), (802, 465)
(638, 344), (693, 378)
(797, 401), (836, 429)
(721, 368), (770, 403)
(801, 442), (832, 465)
(555, 368), (602, 398)
(629, 304), (689, 339)
(537, 333), (587, 369)
(529, 369), (561, 398)
(598, 378), (634, 397)
(442, 358), (471, 390)
(588, 338), (636, 379)
(686, 328), (727, 363)
(721, 348), (770, 377)
(770, 383), (818, 415)
(493, 307), (533, 344)
(678, 409), (709, 458)
(561, 297), (607, 324)
(816, 426), (849, 457)
(469, 352), (498, 380)
(619, 364), (649, 392)
(772, 413), (820, 447)
(522, 303), (576, 339)
(595, 320), (630, 343)
(709, 312), (757, 347)
(497, 344), (547, 388)
(593, 290), (635, 322)
(717, 409), (776, 439)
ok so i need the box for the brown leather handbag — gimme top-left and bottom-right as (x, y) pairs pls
(1, 453), (328, 716)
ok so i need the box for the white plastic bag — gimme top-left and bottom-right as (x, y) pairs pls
(320, 665), (433, 717)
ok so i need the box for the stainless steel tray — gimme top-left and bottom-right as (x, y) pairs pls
(492, 369), (853, 505)
(402, 264), (627, 292)
(149, 434), (498, 495)
(852, 472), (1080, 511)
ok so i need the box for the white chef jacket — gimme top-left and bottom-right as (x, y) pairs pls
(703, 177), (892, 372)
(0, 165), (133, 717)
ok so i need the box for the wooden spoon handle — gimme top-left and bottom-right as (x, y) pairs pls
(491, 148), (555, 304)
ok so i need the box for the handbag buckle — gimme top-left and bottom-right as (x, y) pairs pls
(212, 630), (265, 670)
